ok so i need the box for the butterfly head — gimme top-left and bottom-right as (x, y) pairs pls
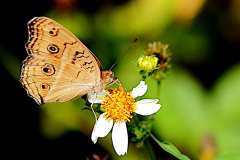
(101, 70), (115, 85)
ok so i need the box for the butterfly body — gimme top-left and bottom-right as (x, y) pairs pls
(20, 17), (113, 104)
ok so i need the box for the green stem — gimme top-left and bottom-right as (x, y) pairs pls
(145, 139), (156, 160)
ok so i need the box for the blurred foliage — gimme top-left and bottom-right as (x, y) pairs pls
(0, 47), (21, 79)
(1, 0), (240, 159)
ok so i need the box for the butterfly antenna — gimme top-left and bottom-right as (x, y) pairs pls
(108, 37), (140, 71)
(109, 62), (117, 71)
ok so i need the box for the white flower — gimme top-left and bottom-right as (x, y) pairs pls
(87, 81), (161, 156)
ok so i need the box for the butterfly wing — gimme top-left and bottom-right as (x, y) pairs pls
(20, 17), (101, 104)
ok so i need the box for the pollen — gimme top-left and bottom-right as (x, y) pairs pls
(101, 87), (136, 122)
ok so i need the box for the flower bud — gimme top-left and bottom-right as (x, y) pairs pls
(145, 41), (171, 73)
(137, 56), (158, 72)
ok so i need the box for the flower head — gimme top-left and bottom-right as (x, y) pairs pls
(145, 41), (171, 73)
(137, 41), (171, 80)
(88, 81), (161, 155)
(102, 87), (135, 122)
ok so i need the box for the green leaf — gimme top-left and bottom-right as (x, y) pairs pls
(151, 134), (191, 160)
(210, 64), (240, 124)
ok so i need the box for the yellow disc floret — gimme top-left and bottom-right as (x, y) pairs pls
(137, 55), (158, 72)
(101, 88), (136, 122)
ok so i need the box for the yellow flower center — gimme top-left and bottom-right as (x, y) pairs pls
(101, 88), (136, 122)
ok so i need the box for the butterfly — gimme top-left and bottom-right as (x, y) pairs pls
(20, 17), (114, 104)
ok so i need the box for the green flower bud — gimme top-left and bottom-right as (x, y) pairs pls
(137, 56), (158, 72)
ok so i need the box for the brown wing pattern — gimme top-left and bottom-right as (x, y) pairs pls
(20, 17), (101, 104)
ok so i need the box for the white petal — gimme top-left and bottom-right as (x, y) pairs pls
(135, 99), (161, 115)
(131, 81), (148, 98)
(91, 113), (113, 143)
(87, 91), (106, 104)
(112, 122), (128, 156)
(136, 99), (159, 104)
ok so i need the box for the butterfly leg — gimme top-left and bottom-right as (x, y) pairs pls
(90, 93), (98, 121)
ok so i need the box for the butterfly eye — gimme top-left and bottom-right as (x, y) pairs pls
(42, 64), (55, 76)
(48, 27), (58, 36)
(47, 44), (59, 53)
(49, 31), (54, 35)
